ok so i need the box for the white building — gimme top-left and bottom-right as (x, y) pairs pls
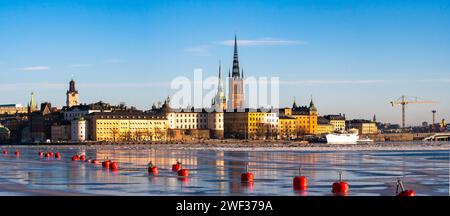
(71, 117), (87, 142)
(166, 108), (225, 138)
(167, 109), (209, 130)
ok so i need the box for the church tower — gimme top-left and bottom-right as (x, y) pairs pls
(212, 61), (227, 111)
(66, 79), (79, 108)
(28, 92), (37, 113)
(227, 34), (245, 109)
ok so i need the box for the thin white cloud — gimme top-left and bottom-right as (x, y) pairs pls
(219, 38), (307, 46)
(19, 66), (50, 71)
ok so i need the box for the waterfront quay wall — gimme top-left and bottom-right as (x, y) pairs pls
(367, 133), (434, 142)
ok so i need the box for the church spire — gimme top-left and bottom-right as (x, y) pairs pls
(217, 61), (223, 91)
(231, 34), (240, 78)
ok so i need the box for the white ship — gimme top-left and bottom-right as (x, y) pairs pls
(326, 130), (359, 144)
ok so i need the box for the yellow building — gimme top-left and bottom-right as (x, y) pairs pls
(279, 116), (296, 139)
(88, 111), (168, 141)
(316, 117), (334, 135)
(224, 109), (279, 139)
(279, 99), (318, 135)
(0, 104), (28, 115)
(346, 119), (378, 135)
(324, 114), (346, 131)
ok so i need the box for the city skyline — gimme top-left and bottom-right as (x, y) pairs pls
(1, 0), (449, 126)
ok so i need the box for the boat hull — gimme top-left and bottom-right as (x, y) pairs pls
(326, 133), (359, 144)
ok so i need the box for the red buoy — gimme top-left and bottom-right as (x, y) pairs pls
(110, 161), (119, 170)
(177, 169), (189, 177)
(55, 152), (61, 159)
(45, 152), (51, 158)
(38, 151), (43, 157)
(293, 167), (308, 190)
(241, 172), (254, 182)
(3, 150), (7, 155)
(241, 164), (254, 182)
(396, 179), (416, 196)
(49, 152), (54, 157)
(147, 161), (158, 174)
(80, 155), (86, 161)
(71, 155), (80, 161)
(332, 171), (349, 194)
(102, 160), (111, 169)
(148, 166), (158, 174)
(14, 151), (20, 157)
(172, 161), (182, 172)
(92, 159), (99, 164)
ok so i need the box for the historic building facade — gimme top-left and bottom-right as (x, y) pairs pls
(87, 111), (169, 142)
(224, 109), (279, 139)
(324, 114), (346, 132)
(279, 99), (318, 135)
(346, 119), (378, 135)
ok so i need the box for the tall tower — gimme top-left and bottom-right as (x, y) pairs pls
(66, 79), (79, 108)
(28, 92), (37, 113)
(212, 61), (227, 110)
(227, 34), (245, 109)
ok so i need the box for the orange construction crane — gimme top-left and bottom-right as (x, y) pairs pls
(390, 96), (438, 129)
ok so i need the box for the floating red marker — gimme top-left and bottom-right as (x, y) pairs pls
(80, 155), (86, 161)
(293, 168), (308, 191)
(49, 152), (54, 157)
(14, 151), (20, 157)
(110, 161), (118, 170)
(102, 160), (111, 169)
(396, 179), (416, 196)
(148, 166), (158, 174)
(45, 152), (51, 158)
(332, 171), (349, 194)
(55, 152), (61, 159)
(92, 159), (99, 164)
(172, 161), (182, 172)
(85, 159), (91, 163)
(177, 169), (189, 177)
(71, 155), (80, 161)
(147, 161), (158, 174)
(38, 151), (43, 157)
(3, 150), (7, 155)
(241, 164), (254, 182)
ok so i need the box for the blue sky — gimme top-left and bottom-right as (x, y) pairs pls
(0, 0), (449, 125)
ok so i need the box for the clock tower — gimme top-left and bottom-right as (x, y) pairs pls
(66, 79), (79, 108)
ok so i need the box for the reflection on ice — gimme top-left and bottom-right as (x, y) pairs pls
(0, 145), (448, 196)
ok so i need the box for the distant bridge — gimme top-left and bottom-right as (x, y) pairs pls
(423, 133), (450, 141)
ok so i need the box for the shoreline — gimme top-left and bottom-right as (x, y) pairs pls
(1, 141), (448, 152)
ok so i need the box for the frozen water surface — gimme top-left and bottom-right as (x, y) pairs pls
(0, 144), (448, 196)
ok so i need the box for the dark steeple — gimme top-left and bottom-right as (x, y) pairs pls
(69, 79), (76, 92)
(231, 34), (240, 78)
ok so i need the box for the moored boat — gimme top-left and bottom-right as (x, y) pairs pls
(326, 130), (359, 144)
